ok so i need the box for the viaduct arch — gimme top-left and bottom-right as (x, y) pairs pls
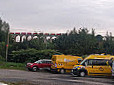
(10, 32), (63, 42)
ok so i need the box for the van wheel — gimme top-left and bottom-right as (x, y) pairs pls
(32, 66), (38, 72)
(79, 71), (86, 77)
(60, 69), (65, 74)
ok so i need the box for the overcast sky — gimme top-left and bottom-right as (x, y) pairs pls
(0, 0), (114, 35)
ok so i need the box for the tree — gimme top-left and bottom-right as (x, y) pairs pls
(0, 18), (10, 59)
(54, 28), (98, 55)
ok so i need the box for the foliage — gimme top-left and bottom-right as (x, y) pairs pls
(9, 49), (62, 63)
(1, 17), (114, 63)
(0, 42), (6, 58)
(54, 28), (114, 55)
(0, 18), (9, 42)
(7, 28), (114, 63)
(10, 38), (54, 51)
(0, 18), (9, 58)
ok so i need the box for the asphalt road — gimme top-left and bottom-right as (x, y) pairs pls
(0, 69), (113, 85)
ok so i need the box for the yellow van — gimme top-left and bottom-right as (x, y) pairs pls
(72, 54), (114, 77)
(51, 55), (83, 74)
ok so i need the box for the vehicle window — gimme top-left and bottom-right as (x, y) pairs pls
(42, 61), (46, 63)
(80, 59), (88, 66)
(46, 61), (51, 64)
(88, 59), (108, 66)
(34, 60), (42, 63)
(52, 58), (55, 61)
(78, 58), (82, 63)
(88, 60), (93, 65)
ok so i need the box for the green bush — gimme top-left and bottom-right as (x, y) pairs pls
(9, 49), (62, 63)
(0, 42), (6, 58)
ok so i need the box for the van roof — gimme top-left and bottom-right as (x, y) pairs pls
(53, 55), (79, 57)
(52, 55), (82, 59)
(86, 54), (114, 60)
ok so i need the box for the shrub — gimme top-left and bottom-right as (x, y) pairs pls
(9, 49), (62, 63)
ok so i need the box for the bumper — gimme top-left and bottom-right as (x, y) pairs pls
(51, 68), (58, 72)
(71, 69), (79, 75)
(26, 65), (33, 70)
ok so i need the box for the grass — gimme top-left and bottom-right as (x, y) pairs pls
(0, 61), (26, 70)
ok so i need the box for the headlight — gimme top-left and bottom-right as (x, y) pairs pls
(73, 66), (81, 69)
(71, 69), (74, 72)
(73, 66), (78, 69)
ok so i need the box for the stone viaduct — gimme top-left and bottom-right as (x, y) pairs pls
(10, 32), (63, 42)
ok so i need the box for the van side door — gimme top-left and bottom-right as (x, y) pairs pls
(85, 59), (95, 75)
(89, 59), (111, 75)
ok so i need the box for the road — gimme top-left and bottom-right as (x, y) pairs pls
(0, 69), (113, 85)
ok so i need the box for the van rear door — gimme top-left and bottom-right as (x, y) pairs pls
(51, 56), (56, 69)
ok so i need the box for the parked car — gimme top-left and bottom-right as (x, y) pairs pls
(26, 59), (52, 72)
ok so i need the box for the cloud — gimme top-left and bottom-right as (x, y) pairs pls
(0, 0), (114, 35)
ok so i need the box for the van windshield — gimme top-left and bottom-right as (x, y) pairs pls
(80, 59), (86, 65)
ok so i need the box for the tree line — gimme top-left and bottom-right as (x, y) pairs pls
(55, 28), (114, 55)
(0, 18), (114, 63)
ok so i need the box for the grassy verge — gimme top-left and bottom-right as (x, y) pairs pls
(0, 61), (26, 70)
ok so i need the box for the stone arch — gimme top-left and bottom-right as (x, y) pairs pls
(27, 35), (33, 41)
(21, 35), (26, 42)
(51, 36), (57, 40)
(46, 36), (51, 40)
(15, 35), (21, 42)
(33, 36), (38, 39)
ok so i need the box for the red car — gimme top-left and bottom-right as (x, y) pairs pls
(26, 59), (52, 72)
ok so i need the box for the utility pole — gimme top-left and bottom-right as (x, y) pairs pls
(6, 28), (9, 62)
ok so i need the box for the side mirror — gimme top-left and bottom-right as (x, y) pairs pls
(106, 61), (109, 65)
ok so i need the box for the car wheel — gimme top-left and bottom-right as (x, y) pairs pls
(60, 69), (65, 74)
(79, 71), (86, 77)
(32, 66), (38, 72)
